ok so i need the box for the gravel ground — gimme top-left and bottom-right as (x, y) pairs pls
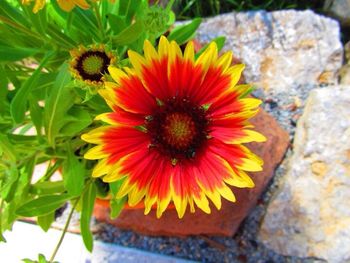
(91, 85), (331, 263)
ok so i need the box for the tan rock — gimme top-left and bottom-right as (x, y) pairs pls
(259, 86), (350, 263)
(93, 109), (289, 236)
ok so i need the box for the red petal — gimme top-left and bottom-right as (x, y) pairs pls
(172, 163), (201, 199)
(167, 58), (203, 99)
(115, 75), (156, 114)
(118, 148), (172, 200)
(101, 107), (144, 126)
(191, 66), (231, 105)
(141, 58), (171, 100)
(208, 139), (246, 168)
(102, 127), (149, 164)
(208, 92), (243, 118)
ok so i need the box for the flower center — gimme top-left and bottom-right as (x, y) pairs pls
(75, 50), (111, 82)
(146, 97), (209, 162)
(82, 55), (104, 75)
(163, 112), (196, 149)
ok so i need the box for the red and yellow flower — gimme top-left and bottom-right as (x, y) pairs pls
(82, 36), (266, 218)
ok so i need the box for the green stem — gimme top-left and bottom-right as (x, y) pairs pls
(49, 198), (80, 263)
(92, 3), (105, 40)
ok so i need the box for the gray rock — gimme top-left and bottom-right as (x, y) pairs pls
(258, 86), (350, 263)
(324, 0), (350, 25)
(196, 10), (343, 98)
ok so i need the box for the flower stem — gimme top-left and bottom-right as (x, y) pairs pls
(49, 198), (80, 263)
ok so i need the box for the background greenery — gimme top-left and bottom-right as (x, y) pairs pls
(172, 0), (325, 19)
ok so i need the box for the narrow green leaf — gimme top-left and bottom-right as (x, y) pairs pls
(168, 18), (202, 45)
(112, 21), (144, 46)
(28, 95), (43, 136)
(30, 180), (65, 195)
(110, 197), (126, 219)
(214, 36), (226, 51)
(195, 36), (226, 58)
(44, 63), (74, 147)
(62, 144), (85, 196)
(0, 66), (8, 113)
(0, 1), (30, 28)
(1, 164), (19, 202)
(37, 212), (55, 232)
(23, 4), (48, 35)
(109, 180), (126, 219)
(16, 194), (71, 217)
(0, 45), (39, 62)
(81, 183), (96, 252)
(10, 52), (53, 124)
(46, 24), (77, 49)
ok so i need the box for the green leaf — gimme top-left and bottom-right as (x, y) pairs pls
(38, 254), (50, 263)
(30, 180), (65, 195)
(1, 159), (34, 233)
(81, 182), (96, 252)
(46, 24), (77, 49)
(0, 44), (39, 62)
(22, 254), (51, 263)
(108, 14), (127, 35)
(29, 95), (43, 136)
(0, 164), (19, 202)
(62, 144), (85, 196)
(0, 134), (17, 162)
(44, 63), (74, 147)
(112, 21), (144, 46)
(109, 180), (126, 219)
(23, 4), (48, 35)
(214, 36), (226, 51)
(195, 36), (226, 58)
(59, 107), (92, 137)
(168, 18), (202, 45)
(0, 66), (9, 114)
(119, 0), (142, 23)
(10, 52), (53, 124)
(0, 1), (30, 28)
(37, 212), (55, 232)
(110, 197), (126, 219)
(16, 194), (71, 217)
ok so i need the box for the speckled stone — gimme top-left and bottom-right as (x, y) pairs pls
(259, 86), (350, 263)
(195, 10), (343, 97)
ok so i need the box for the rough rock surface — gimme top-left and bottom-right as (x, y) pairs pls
(196, 10), (343, 97)
(324, 0), (350, 24)
(340, 42), (350, 84)
(94, 109), (289, 236)
(259, 86), (350, 263)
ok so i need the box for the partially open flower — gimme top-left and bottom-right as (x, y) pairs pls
(70, 45), (116, 87)
(22, 0), (90, 13)
(82, 37), (266, 218)
(22, 0), (46, 13)
(57, 0), (90, 12)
